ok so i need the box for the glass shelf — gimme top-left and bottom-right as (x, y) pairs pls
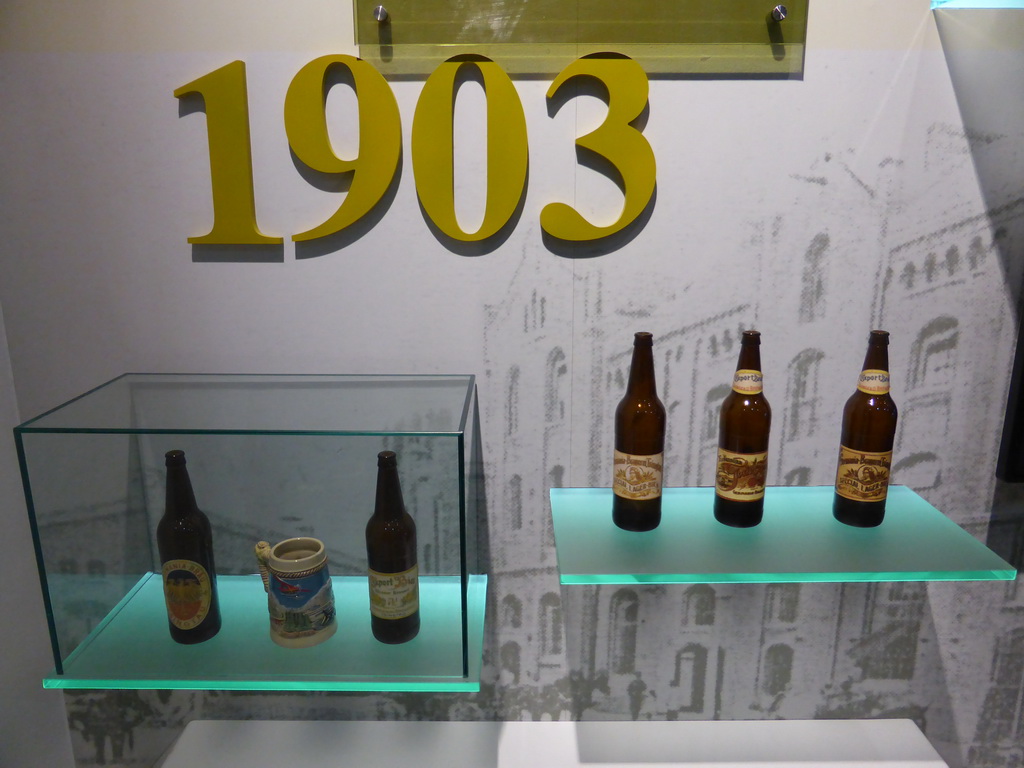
(42, 574), (487, 691)
(15, 373), (484, 692)
(551, 486), (1017, 585)
(353, 0), (808, 76)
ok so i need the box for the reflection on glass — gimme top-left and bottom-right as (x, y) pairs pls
(16, 374), (484, 691)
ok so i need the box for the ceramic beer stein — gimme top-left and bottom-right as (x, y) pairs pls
(255, 537), (337, 648)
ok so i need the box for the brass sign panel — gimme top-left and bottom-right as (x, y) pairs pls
(354, 0), (808, 76)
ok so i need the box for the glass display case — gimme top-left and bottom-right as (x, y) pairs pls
(14, 373), (485, 691)
(551, 486), (1017, 584)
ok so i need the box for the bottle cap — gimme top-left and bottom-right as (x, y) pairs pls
(165, 449), (186, 467)
(633, 331), (654, 346)
(378, 450), (398, 467)
(742, 330), (761, 344)
(869, 330), (890, 344)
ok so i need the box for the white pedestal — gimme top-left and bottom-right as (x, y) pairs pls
(156, 719), (949, 768)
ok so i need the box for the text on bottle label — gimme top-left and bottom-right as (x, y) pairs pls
(834, 446), (892, 502)
(613, 450), (664, 501)
(715, 448), (768, 501)
(162, 559), (213, 630)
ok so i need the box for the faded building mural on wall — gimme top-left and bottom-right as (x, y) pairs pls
(48, 109), (1024, 768)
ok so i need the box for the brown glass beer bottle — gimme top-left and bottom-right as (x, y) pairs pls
(613, 332), (667, 532)
(714, 330), (772, 527)
(157, 450), (222, 644)
(833, 330), (899, 527)
(366, 450), (420, 643)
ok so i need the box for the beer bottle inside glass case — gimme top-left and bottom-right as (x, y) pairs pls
(366, 450), (420, 643)
(157, 449), (222, 644)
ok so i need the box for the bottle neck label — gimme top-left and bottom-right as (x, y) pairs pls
(715, 448), (768, 501)
(857, 369), (890, 395)
(835, 446), (892, 502)
(369, 565), (419, 621)
(613, 450), (664, 501)
(161, 559), (213, 631)
(732, 369), (763, 395)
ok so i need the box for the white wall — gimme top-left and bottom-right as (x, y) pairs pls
(2, 2), (1023, 766)
(0, 300), (74, 767)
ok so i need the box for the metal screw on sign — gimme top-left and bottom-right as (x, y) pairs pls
(373, 5), (389, 22)
(770, 5), (788, 21)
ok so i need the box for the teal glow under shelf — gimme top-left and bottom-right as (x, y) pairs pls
(43, 573), (487, 692)
(550, 486), (1016, 585)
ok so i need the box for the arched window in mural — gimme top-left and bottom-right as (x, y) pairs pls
(501, 641), (522, 684)
(671, 644), (707, 713)
(856, 582), (926, 680)
(943, 244), (960, 276)
(611, 589), (639, 674)
(765, 583), (799, 624)
(784, 467), (812, 486)
(508, 474), (523, 530)
(704, 384), (731, 443)
(545, 347), (569, 423)
(892, 452), (941, 493)
(924, 252), (938, 282)
(785, 349), (824, 440)
(799, 232), (829, 323)
(502, 593), (523, 629)
(974, 628), (1024, 743)
(763, 644), (794, 696)
(541, 592), (563, 657)
(667, 400), (682, 456)
(900, 262), (917, 290)
(909, 316), (958, 390)
(683, 584), (716, 626)
(506, 365), (520, 434)
(966, 234), (988, 271)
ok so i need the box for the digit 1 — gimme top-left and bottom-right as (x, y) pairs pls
(174, 60), (282, 245)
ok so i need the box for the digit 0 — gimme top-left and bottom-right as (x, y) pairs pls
(411, 56), (528, 242)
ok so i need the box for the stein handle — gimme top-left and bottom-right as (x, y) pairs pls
(255, 541), (272, 593)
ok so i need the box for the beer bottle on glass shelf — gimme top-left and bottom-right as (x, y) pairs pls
(714, 330), (772, 527)
(157, 450), (221, 644)
(613, 331), (667, 532)
(833, 330), (899, 527)
(366, 450), (420, 643)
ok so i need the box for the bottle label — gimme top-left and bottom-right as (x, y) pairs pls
(162, 559), (212, 631)
(857, 369), (890, 395)
(613, 450), (664, 501)
(835, 446), (892, 502)
(715, 448), (768, 501)
(732, 369), (763, 395)
(369, 565), (420, 621)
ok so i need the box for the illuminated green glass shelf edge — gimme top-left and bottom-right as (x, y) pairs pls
(43, 574), (487, 692)
(551, 486), (1016, 585)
